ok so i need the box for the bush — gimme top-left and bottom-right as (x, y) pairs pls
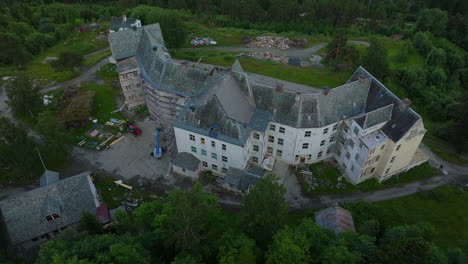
(384, 163), (437, 185)
(52, 50), (84, 71)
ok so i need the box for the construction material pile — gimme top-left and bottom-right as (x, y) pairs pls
(191, 37), (217, 46)
(247, 36), (291, 50)
(245, 36), (308, 50)
(245, 52), (289, 64)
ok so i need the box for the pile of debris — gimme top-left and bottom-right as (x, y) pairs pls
(245, 36), (308, 50)
(78, 118), (127, 150)
(191, 37), (217, 46)
(244, 52), (289, 64)
(58, 86), (95, 129)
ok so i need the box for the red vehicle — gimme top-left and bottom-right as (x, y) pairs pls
(126, 124), (142, 136)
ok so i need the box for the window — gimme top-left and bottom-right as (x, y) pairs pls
(340, 137), (345, 145)
(189, 134), (195, 141)
(201, 149), (207, 156)
(350, 140), (355, 149)
(133, 71), (138, 77)
(380, 145), (385, 150)
(337, 149), (342, 156)
(201, 138), (205, 144)
(344, 126), (349, 133)
(128, 95), (135, 100)
(222, 168), (228, 173)
(385, 168), (390, 174)
(302, 143), (309, 149)
(121, 74), (127, 80)
(396, 144), (401, 151)
(375, 155), (380, 162)
(343, 163), (347, 170)
(346, 152), (351, 160)
(279, 127), (285, 133)
(355, 154), (359, 161)
(304, 131), (311, 137)
(191, 146), (197, 153)
(252, 157), (259, 163)
(277, 138), (284, 146)
(320, 140), (325, 146)
(45, 215), (53, 222)
(270, 124), (276, 131)
(253, 133), (260, 140)
(211, 141), (216, 147)
(222, 144), (226, 151)
(333, 124), (338, 131)
(253, 145), (259, 152)
(276, 149), (283, 157)
(124, 85), (131, 91)
(212, 164), (218, 171)
(202, 161), (208, 167)
(353, 127), (359, 135)
(326, 148), (331, 154)
(268, 135), (275, 143)
(307, 154), (312, 160)
(371, 167), (375, 173)
(409, 129), (417, 138)
(267, 147), (273, 154)
(390, 156), (395, 163)
(317, 151), (323, 158)
(222, 156), (228, 162)
(295, 155), (299, 160)
(351, 165), (355, 172)
(330, 136), (335, 143)
(359, 142), (364, 149)
(211, 153), (217, 160)
(323, 128), (329, 134)
(369, 148), (375, 155)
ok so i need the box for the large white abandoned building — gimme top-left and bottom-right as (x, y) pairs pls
(108, 22), (428, 188)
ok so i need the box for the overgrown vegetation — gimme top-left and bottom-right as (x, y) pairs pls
(35, 178), (466, 263)
(294, 162), (437, 195)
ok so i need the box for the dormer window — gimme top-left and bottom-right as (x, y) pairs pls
(45, 214), (61, 222)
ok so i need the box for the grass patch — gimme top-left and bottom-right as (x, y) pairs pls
(424, 139), (468, 166)
(294, 162), (437, 195)
(82, 83), (124, 123)
(172, 49), (347, 87)
(183, 22), (329, 48)
(97, 63), (119, 84)
(0, 30), (109, 83)
(346, 185), (468, 250)
(83, 50), (112, 67)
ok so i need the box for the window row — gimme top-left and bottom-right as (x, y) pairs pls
(121, 71), (138, 80)
(191, 147), (228, 162)
(303, 124), (338, 138)
(269, 124), (286, 133)
(201, 161), (228, 173)
(189, 134), (227, 150)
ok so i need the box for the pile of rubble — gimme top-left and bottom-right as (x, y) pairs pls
(244, 52), (289, 64)
(191, 37), (217, 46)
(245, 36), (308, 50)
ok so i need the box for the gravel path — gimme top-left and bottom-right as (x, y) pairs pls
(83, 47), (110, 59)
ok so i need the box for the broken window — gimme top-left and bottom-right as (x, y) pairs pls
(320, 140), (325, 146)
(270, 124), (276, 131)
(253, 145), (259, 152)
(277, 138), (284, 146)
(211, 141), (216, 147)
(323, 128), (329, 134)
(317, 151), (323, 158)
(222, 156), (228, 162)
(222, 144), (226, 151)
(304, 131), (311, 137)
(276, 149), (283, 157)
(191, 146), (197, 153)
(302, 143), (309, 149)
(212, 164), (218, 171)
(189, 134), (195, 141)
(268, 135), (274, 143)
(211, 153), (217, 160)
(253, 133), (260, 140)
(252, 157), (259, 163)
(279, 127), (285, 133)
(201, 138), (205, 144)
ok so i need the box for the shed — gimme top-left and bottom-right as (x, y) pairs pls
(171, 152), (201, 178)
(314, 204), (356, 234)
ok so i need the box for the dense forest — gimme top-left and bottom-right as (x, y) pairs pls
(10, 178), (467, 263)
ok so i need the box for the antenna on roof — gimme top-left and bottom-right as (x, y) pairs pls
(35, 146), (47, 172)
(275, 83), (284, 94)
(322, 86), (330, 95)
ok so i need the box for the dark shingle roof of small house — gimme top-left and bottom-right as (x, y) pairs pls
(0, 172), (99, 245)
(39, 170), (59, 187)
(224, 165), (265, 191)
(172, 152), (200, 171)
(315, 205), (356, 234)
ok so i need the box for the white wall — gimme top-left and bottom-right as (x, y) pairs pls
(174, 127), (247, 174)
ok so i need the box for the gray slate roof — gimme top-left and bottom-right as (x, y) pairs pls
(39, 170), (59, 187)
(315, 205), (356, 234)
(116, 56), (139, 73)
(172, 152), (200, 171)
(224, 165), (265, 191)
(348, 67), (421, 142)
(0, 172), (99, 245)
(110, 16), (139, 32)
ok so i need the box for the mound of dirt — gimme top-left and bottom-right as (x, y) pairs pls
(58, 86), (95, 129)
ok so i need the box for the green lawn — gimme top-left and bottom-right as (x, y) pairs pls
(0, 30), (109, 83)
(82, 83), (125, 123)
(172, 49), (347, 87)
(294, 162), (437, 195)
(83, 50), (112, 67)
(354, 185), (468, 250)
(424, 137), (468, 166)
(184, 22), (330, 48)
